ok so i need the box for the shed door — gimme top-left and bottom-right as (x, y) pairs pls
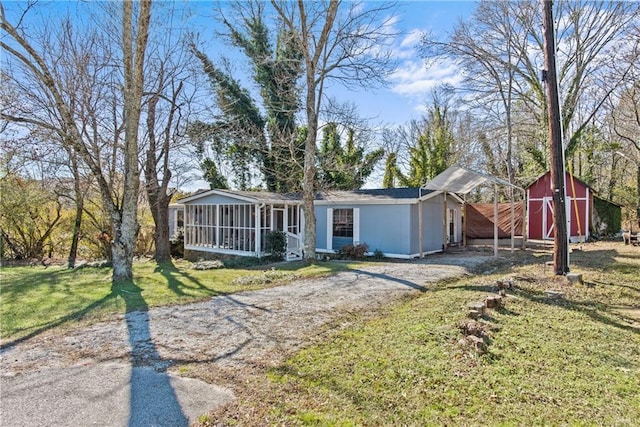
(542, 197), (573, 240)
(543, 197), (554, 240)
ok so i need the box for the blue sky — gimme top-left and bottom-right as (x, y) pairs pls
(4, 1), (475, 127)
(3, 1), (476, 189)
(190, 1), (477, 127)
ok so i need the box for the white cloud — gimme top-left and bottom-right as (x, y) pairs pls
(400, 29), (423, 48)
(390, 58), (462, 98)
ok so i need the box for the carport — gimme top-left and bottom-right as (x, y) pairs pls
(421, 165), (526, 257)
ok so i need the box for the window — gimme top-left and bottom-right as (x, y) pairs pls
(333, 208), (353, 238)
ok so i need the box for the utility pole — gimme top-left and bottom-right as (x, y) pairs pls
(542, 0), (569, 275)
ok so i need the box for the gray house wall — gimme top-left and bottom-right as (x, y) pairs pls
(315, 203), (413, 257)
(409, 197), (447, 254)
(359, 204), (411, 255)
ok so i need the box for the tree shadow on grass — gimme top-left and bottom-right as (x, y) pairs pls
(348, 268), (428, 292)
(0, 289), (118, 352)
(113, 279), (188, 427)
(512, 287), (640, 336)
(153, 262), (219, 298)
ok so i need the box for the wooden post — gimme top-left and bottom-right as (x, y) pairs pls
(419, 198), (424, 258)
(463, 194), (467, 249)
(443, 192), (448, 252)
(494, 184), (499, 257)
(510, 186), (515, 253)
(522, 190), (528, 249)
(542, 0), (568, 274)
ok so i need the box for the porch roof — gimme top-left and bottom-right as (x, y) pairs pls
(178, 188), (302, 205)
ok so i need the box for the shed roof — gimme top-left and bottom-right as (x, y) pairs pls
(422, 165), (519, 194)
(525, 170), (592, 190)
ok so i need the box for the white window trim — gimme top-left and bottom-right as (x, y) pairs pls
(326, 208), (333, 251)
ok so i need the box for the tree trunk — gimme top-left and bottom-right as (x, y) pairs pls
(542, 0), (568, 275)
(112, 0), (152, 282)
(68, 200), (83, 269)
(302, 88), (318, 260)
(148, 188), (172, 263)
(67, 152), (84, 269)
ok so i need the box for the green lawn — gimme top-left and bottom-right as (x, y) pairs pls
(0, 259), (347, 346)
(214, 243), (640, 426)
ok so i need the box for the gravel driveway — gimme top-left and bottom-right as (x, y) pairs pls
(0, 254), (492, 426)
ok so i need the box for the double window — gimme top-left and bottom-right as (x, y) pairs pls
(333, 208), (353, 238)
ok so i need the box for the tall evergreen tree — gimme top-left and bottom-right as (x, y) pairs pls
(384, 103), (456, 187)
(192, 4), (304, 192)
(317, 123), (384, 190)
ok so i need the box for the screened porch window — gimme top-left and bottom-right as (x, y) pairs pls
(185, 204), (255, 252)
(185, 205), (216, 247)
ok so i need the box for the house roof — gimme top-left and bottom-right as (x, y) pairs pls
(178, 187), (440, 205)
(177, 188), (302, 204)
(423, 165), (520, 194)
(315, 187), (432, 202)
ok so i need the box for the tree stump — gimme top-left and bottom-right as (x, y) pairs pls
(468, 302), (485, 315)
(485, 295), (502, 308)
(566, 273), (583, 285)
(468, 309), (482, 319)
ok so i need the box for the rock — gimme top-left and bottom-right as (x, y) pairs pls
(192, 260), (225, 270)
(545, 290), (565, 299)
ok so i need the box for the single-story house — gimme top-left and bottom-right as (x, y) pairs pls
(175, 187), (464, 260)
(172, 165), (523, 260)
(313, 188), (463, 258)
(527, 171), (592, 243)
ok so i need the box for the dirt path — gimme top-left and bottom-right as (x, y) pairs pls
(0, 254), (492, 426)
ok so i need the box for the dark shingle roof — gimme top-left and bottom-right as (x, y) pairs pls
(179, 187), (435, 204)
(315, 188), (432, 202)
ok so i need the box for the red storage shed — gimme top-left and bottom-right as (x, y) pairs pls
(526, 171), (592, 242)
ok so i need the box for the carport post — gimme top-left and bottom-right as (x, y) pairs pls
(510, 186), (515, 253)
(443, 191), (448, 252)
(494, 184), (499, 257)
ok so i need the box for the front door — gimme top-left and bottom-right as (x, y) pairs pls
(273, 208), (284, 232)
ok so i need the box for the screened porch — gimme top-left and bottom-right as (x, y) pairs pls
(183, 202), (302, 258)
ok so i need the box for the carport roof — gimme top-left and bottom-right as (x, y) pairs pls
(422, 165), (521, 194)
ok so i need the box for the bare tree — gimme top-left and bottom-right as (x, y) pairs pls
(422, 0), (640, 179)
(610, 49), (640, 229)
(141, 4), (198, 263)
(270, 0), (397, 259)
(1, 1), (152, 281)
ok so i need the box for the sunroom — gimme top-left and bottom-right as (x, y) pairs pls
(177, 189), (304, 260)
